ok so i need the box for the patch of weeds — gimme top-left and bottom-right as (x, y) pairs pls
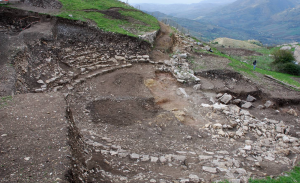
(193, 65), (206, 71)
(170, 26), (179, 33)
(193, 48), (206, 53)
(5, 63), (14, 67)
(0, 96), (13, 108)
(249, 166), (300, 183)
(217, 180), (230, 183)
(189, 56), (195, 64)
(191, 36), (201, 42)
(218, 166), (300, 182)
(169, 53), (175, 58)
(169, 32), (173, 37)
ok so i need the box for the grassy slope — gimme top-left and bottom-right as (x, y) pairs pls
(192, 38), (300, 89)
(211, 41), (300, 88)
(212, 47), (300, 89)
(57, 0), (159, 37)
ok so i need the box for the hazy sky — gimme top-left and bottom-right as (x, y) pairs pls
(120, 0), (203, 4)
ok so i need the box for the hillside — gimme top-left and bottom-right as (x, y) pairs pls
(149, 11), (273, 43)
(3, 0), (160, 37)
(199, 0), (299, 26)
(212, 38), (262, 49)
(133, 0), (236, 20)
(137, 0), (300, 44)
(196, 0), (300, 44)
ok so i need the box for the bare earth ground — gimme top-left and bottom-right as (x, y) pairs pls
(0, 93), (69, 182)
(1, 6), (300, 183)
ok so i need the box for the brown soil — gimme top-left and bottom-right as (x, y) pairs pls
(83, 7), (144, 21)
(191, 53), (232, 72)
(88, 97), (159, 126)
(0, 93), (69, 182)
(150, 22), (175, 61)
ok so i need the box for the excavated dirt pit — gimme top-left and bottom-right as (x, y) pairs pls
(66, 65), (300, 182)
(87, 98), (159, 126)
(195, 69), (259, 96)
(0, 11), (40, 33)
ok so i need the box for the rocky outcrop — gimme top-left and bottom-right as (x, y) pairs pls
(294, 45), (300, 64)
(139, 30), (159, 46)
(280, 46), (292, 50)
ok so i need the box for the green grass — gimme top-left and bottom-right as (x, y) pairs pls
(56, 0), (159, 36)
(58, 11), (136, 36)
(120, 11), (159, 31)
(0, 96), (12, 108)
(217, 166), (300, 183)
(58, 0), (133, 11)
(191, 36), (201, 42)
(209, 47), (300, 88)
(249, 166), (300, 183)
(231, 46), (280, 71)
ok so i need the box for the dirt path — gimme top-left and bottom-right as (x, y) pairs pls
(0, 93), (70, 183)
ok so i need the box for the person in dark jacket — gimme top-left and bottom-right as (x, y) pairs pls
(253, 60), (257, 70)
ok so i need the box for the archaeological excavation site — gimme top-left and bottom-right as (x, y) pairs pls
(1, 1), (300, 183)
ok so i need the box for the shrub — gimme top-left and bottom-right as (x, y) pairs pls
(271, 49), (300, 75)
(272, 49), (295, 64)
(274, 63), (300, 76)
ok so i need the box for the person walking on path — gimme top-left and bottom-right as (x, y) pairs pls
(253, 60), (257, 70)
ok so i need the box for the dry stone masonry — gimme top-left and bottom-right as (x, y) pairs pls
(11, 16), (152, 94)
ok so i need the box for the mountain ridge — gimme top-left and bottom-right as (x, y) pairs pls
(132, 0), (236, 19)
(140, 0), (300, 44)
